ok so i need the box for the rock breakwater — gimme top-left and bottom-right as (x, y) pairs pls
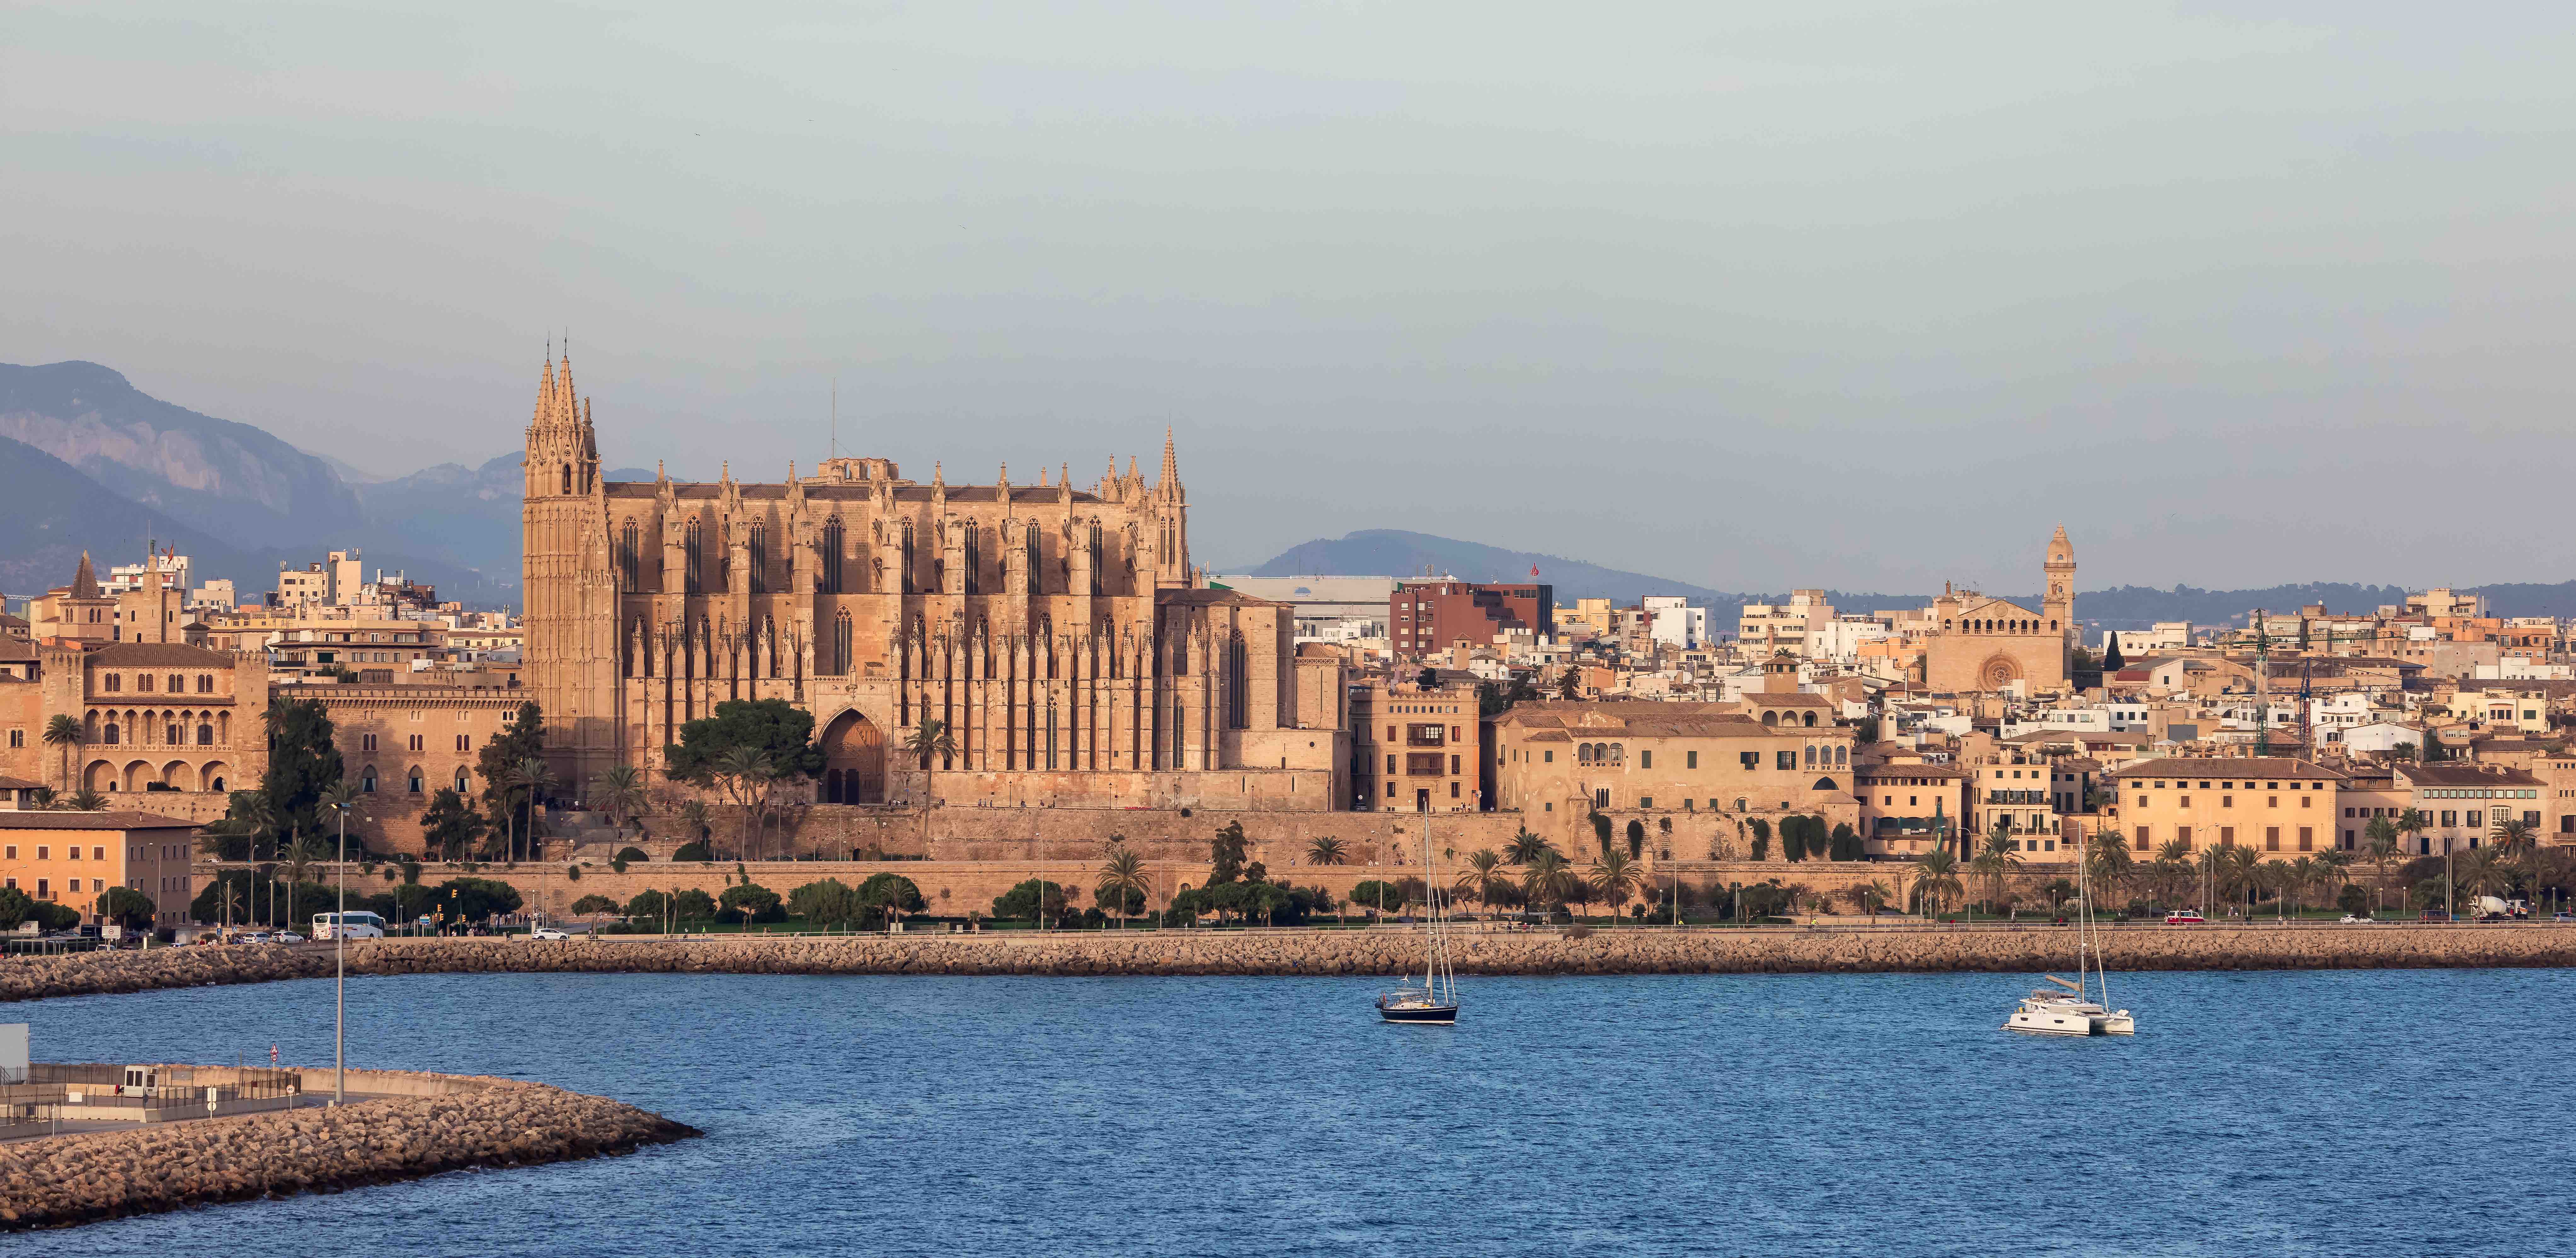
(11, 925), (2576, 1004)
(0, 1069), (698, 1231)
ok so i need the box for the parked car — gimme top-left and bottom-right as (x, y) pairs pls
(530, 927), (570, 940)
(238, 932), (272, 944)
(2553, 912), (2574, 923)
(271, 931), (306, 944)
(2418, 910), (2452, 923)
(2163, 911), (2205, 925)
(2339, 914), (2376, 924)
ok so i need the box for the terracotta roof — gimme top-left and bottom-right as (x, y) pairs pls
(0, 775), (43, 791)
(1742, 694), (1834, 708)
(90, 643), (235, 668)
(2104, 756), (2346, 781)
(0, 810), (199, 830)
(2397, 764), (2544, 788)
(69, 552), (100, 600)
(1498, 701), (1810, 739)
(0, 639), (35, 662)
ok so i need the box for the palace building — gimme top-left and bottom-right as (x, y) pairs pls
(519, 354), (1348, 810)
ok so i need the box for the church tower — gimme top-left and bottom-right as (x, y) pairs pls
(1148, 428), (1191, 589)
(522, 350), (619, 788)
(2043, 524), (2076, 667)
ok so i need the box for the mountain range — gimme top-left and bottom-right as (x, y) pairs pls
(0, 362), (645, 606)
(1229, 530), (2576, 630)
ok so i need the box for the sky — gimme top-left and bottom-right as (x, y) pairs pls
(7, 2), (2575, 595)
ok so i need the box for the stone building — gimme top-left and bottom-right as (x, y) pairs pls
(517, 353), (1347, 811)
(1491, 700), (1859, 850)
(1348, 676), (1483, 812)
(1921, 526), (2076, 693)
(2102, 757), (2344, 860)
(0, 812), (198, 928)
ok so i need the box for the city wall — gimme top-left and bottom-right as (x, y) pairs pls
(0, 1065), (698, 1231)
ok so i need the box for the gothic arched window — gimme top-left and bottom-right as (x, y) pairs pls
(964, 525), (981, 595)
(1226, 632), (1248, 730)
(821, 517), (845, 594)
(684, 518), (704, 596)
(618, 520), (639, 593)
(901, 520), (916, 595)
(1089, 521), (1104, 596)
(748, 523), (769, 595)
(1025, 527), (1041, 595)
(833, 612), (852, 675)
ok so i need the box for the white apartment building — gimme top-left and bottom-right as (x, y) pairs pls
(1738, 590), (1833, 655)
(1641, 596), (1707, 649)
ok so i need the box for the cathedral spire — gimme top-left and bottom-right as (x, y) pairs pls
(1158, 427), (1177, 487)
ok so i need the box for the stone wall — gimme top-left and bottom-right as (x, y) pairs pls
(9, 927), (2576, 1007)
(0, 1066), (698, 1231)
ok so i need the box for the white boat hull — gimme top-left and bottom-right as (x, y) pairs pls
(2005, 997), (2137, 1037)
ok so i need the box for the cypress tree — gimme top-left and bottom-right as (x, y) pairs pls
(2102, 634), (2125, 672)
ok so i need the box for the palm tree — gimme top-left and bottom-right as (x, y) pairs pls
(2314, 847), (2353, 916)
(711, 747), (775, 859)
(1306, 835), (1347, 866)
(2283, 856), (2318, 920)
(899, 717), (958, 847)
(2490, 816), (2539, 913)
(677, 798), (713, 852)
(501, 756), (559, 864)
(1913, 849), (1963, 918)
(63, 789), (107, 812)
(40, 714), (80, 796)
(1971, 826), (2024, 914)
(2363, 816), (2401, 915)
(2087, 833), (2136, 913)
(1095, 847), (1148, 928)
(1588, 850), (1647, 922)
(1504, 826), (1554, 867)
(1521, 850), (1574, 918)
(2222, 844), (2265, 920)
(1455, 849), (1505, 910)
(593, 763), (649, 843)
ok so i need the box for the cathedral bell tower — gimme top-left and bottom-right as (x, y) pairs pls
(522, 350), (619, 788)
(2043, 524), (2076, 667)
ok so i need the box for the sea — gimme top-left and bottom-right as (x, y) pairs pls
(10, 966), (2568, 1256)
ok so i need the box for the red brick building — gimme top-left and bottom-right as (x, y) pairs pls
(1389, 580), (1552, 657)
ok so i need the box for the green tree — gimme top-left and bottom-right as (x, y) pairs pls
(1558, 667), (1582, 700)
(1971, 824), (2025, 912)
(719, 882), (785, 926)
(417, 789), (488, 863)
(1306, 835), (1347, 866)
(1624, 818), (1646, 860)
(2086, 831), (2135, 908)
(2362, 815), (2401, 913)
(1588, 849), (1646, 922)
(993, 878), (1070, 923)
(666, 699), (824, 781)
(896, 716), (957, 846)
(497, 756), (559, 864)
(1504, 826), (1554, 866)
(711, 746), (777, 859)
(63, 789), (106, 812)
(1828, 821), (1863, 862)
(1913, 849), (1963, 917)
(97, 886), (157, 930)
(787, 879), (867, 929)
(1519, 851), (1574, 916)
(570, 894), (619, 915)
(1208, 820), (1249, 884)
(40, 714), (80, 796)
(857, 872), (927, 921)
(260, 695), (346, 838)
(1097, 848), (1150, 926)
(1455, 849), (1508, 909)
(2491, 815), (2539, 908)
(1588, 811), (1613, 860)
(593, 762), (650, 843)
(432, 877), (525, 923)
(1749, 817), (1772, 862)
(473, 701), (547, 851)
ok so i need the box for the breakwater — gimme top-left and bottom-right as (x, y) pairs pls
(9, 925), (2576, 1003)
(0, 1067), (698, 1231)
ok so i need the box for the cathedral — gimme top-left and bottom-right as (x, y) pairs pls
(1920, 526), (2077, 693)
(520, 355), (1349, 811)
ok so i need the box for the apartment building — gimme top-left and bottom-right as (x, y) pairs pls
(1348, 677), (1482, 812)
(2103, 757), (2344, 859)
(0, 812), (197, 928)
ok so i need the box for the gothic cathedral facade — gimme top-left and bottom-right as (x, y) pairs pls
(519, 355), (1348, 811)
(1921, 526), (2077, 694)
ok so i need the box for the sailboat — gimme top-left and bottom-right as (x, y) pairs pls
(2004, 829), (2136, 1037)
(1377, 819), (1458, 1025)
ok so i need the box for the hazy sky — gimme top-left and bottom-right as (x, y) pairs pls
(9, 3), (2574, 594)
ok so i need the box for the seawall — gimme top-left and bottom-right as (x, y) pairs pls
(0, 1066), (699, 1231)
(10, 925), (2576, 1003)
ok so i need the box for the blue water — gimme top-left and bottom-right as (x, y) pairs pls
(7, 968), (2566, 1255)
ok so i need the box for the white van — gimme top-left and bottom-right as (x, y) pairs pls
(313, 911), (387, 940)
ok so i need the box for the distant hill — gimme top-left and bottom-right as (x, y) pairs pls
(1234, 531), (2576, 630)
(355, 451), (652, 583)
(1231, 530), (1731, 604)
(0, 434), (263, 597)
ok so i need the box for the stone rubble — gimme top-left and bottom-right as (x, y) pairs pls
(0, 1071), (698, 1231)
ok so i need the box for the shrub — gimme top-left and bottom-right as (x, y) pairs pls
(615, 846), (649, 864)
(673, 840), (714, 862)
(565, 864), (582, 881)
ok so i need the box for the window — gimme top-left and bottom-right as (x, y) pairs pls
(166, 674), (183, 692)
(197, 724), (213, 745)
(1741, 752), (1759, 769)
(408, 770), (424, 793)
(1543, 750), (1553, 763)
(196, 675), (214, 693)
(455, 769), (471, 793)
(362, 733), (376, 751)
(2177, 825), (2193, 850)
(2264, 827), (2280, 852)
(1640, 750), (1653, 770)
(456, 734), (470, 752)
(2298, 826), (2313, 852)
(103, 673), (120, 692)
(136, 673), (152, 692)
(361, 767), (377, 792)
(409, 734), (423, 752)
(1775, 750), (1795, 770)
(4, 731), (15, 749)
(2219, 827), (2235, 846)
(1686, 750), (1698, 769)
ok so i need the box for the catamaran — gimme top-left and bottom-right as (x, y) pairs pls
(2005, 833), (2136, 1037)
(1377, 820), (1458, 1025)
